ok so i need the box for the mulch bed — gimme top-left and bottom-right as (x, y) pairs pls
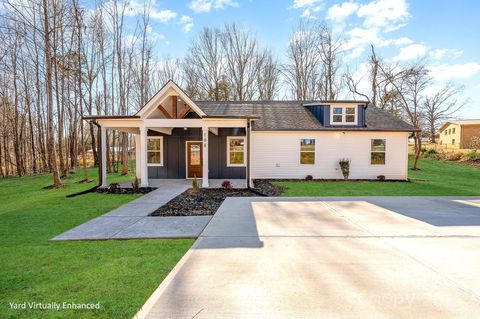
(150, 180), (285, 217)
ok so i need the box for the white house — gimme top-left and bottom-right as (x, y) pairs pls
(84, 81), (416, 188)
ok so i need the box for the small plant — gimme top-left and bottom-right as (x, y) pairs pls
(338, 158), (351, 180)
(422, 148), (440, 160)
(192, 176), (200, 194)
(305, 175), (313, 181)
(462, 150), (480, 161)
(221, 180), (232, 189)
(108, 182), (120, 191)
(377, 175), (386, 181)
(131, 177), (140, 192)
(444, 152), (462, 161)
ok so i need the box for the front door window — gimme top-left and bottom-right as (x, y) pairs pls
(187, 142), (203, 178)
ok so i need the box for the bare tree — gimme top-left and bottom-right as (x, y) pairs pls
(183, 27), (225, 100)
(256, 51), (280, 100)
(221, 23), (264, 101)
(284, 20), (323, 100)
(424, 83), (467, 143)
(380, 62), (431, 170)
(318, 24), (342, 100)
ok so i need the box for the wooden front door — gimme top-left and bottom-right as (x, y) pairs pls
(187, 141), (203, 178)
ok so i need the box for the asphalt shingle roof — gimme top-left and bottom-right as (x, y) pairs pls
(195, 101), (416, 131)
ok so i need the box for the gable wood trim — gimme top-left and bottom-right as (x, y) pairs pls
(157, 105), (172, 119)
(178, 105), (191, 119)
(136, 80), (206, 118)
(172, 96), (177, 118)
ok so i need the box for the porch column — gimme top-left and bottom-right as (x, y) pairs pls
(202, 126), (209, 187)
(134, 134), (141, 179)
(140, 126), (149, 187)
(100, 126), (107, 188)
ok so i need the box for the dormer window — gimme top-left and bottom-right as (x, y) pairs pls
(331, 106), (357, 125)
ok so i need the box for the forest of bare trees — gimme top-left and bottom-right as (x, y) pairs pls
(0, 0), (467, 183)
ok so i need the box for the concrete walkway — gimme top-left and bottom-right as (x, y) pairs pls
(52, 179), (211, 240)
(136, 196), (480, 318)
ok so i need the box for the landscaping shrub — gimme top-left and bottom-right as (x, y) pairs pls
(108, 182), (120, 191)
(422, 148), (441, 160)
(444, 152), (462, 161)
(305, 175), (313, 181)
(131, 177), (140, 192)
(338, 159), (351, 180)
(192, 176), (200, 193)
(221, 180), (232, 189)
(462, 150), (480, 161)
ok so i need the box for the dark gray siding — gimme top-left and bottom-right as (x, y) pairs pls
(147, 127), (246, 179)
(147, 128), (201, 178)
(306, 104), (366, 128)
(208, 128), (246, 179)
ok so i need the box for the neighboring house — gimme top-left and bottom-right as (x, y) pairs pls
(439, 120), (480, 149)
(84, 81), (416, 188)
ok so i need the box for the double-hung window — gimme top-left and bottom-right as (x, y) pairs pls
(227, 137), (246, 166)
(371, 139), (386, 165)
(147, 136), (163, 166)
(300, 139), (315, 164)
(331, 106), (357, 124)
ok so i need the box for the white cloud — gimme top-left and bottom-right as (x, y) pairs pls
(429, 63), (480, 82)
(292, 0), (323, 18)
(326, 1), (358, 23)
(430, 48), (464, 60)
(124, 1), (177, 23)
(344, 46), (366, 61)
(150, 9), (177, 22)
(179, 15), (194, 33)
(189, 0), (239, 14)
(393, 43), (428, 61)
(328, 0), (411, 60)
(391, 37), (413, 46)
(357, 0), (409, 31)
(293, 0), (321, 8)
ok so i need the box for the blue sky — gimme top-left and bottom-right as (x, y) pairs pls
(112, 0), (480, 118)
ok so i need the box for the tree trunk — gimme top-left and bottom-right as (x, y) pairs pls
(43, 0), (62, 186)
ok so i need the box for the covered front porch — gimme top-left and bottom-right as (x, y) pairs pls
(85, 81), (256, 189)
(97, 118), (253, 189)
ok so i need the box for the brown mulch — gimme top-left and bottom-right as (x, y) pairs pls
(150, 180), (285, 216)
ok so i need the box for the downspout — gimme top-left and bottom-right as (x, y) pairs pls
(66, 120), (103, 198)
(246, 119), (267, 197)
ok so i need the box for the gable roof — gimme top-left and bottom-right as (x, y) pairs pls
(439, 119), (480, 132)
(196, 101), (416, 131)
(136, 80), (206, 118)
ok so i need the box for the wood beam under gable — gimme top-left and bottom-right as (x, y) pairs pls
(178, 105), (191, 119)
(157, 104), (172, 119)
(172, 96), (177, 118)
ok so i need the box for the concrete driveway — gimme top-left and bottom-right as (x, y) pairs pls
(136, 197), (480, 318)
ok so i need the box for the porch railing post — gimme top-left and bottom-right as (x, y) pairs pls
(140, 126), (149, 187)
(100, 126), (107, 188)
(202, 126), (209, 187)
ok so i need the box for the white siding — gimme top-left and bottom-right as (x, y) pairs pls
(251, 131), (409, 180)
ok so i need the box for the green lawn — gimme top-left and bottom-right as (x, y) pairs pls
(275, 157), (480, 196)
(0, 168), (193, 318)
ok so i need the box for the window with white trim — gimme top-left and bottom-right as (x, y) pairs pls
(371, 139), (386, 165)
(227, 136), (246, 167)
(300, 139), (315, 164)
(147, 136), (163, 166)
(331, 106), (357, 125)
